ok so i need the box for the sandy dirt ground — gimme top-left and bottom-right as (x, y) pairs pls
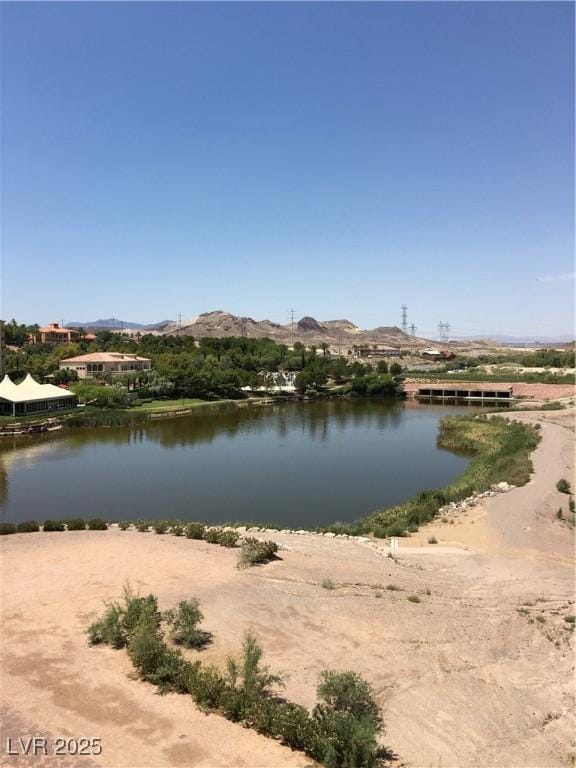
(1, 409), (574, 768)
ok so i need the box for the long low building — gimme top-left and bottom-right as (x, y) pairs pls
(0, 374), (77, 416)
(59, 352), (152, 379)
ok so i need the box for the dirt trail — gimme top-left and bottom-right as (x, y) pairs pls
(1, 409), (574, 768)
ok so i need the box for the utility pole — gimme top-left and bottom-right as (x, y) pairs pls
(401, 305), (408, 334)
(409, 323), (417, 336)
(289, 309), (295, 346)
(438, 322), (450, 341)
(177, 313), (182, 333)
(240, 317), (247, 337)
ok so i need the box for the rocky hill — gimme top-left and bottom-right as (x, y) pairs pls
(161, 311), (428, 348)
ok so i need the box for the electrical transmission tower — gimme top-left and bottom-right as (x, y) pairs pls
(240, 317), (247, 337)
(401, 305), (408, 334)
(177, 313), (182, 333)
(409, 323), (417, 336)
(289, 309), (295, 346)
(438, 322), (450, 341)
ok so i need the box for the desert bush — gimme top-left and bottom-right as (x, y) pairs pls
(87, 518), (108, 530)
(16, 520), (39, 533)
(203, 528), (239, 547)
(171, 524), (184, 537)
(153, 520), (170, 534)
(407, 595), (421, 603)
(226, 633), (283, 699)
(88, 602), (126, 648)
(385, 522), (407, 537)
(312, 670), (385, 768)
(239, 538), (278, 566)
(136, 520), (150, 532)
(427, 536), (438, 544)
(163, 599), (210, 648)
(372, 526), (387, 539)
(557, 478), (571, 494)
(65, 518), (86, 531)
(185, 522), (205, 539)
(0, 523), (16, 535)
(556, 508), (563, 520)
(43, 520), (65, 532)
(569, 498), (575, 513)
(407, 523), (419, 533)
(118, 521), (131, 530)
(87, 586), (160, 650)
(87, 590), (388, 767)
(322, 578), (335, 591)
(386, 584), (400, 591)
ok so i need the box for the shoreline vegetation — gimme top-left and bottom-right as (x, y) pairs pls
(0, 413), (542, 539)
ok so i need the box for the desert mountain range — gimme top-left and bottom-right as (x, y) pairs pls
(159, 311), (429, 347)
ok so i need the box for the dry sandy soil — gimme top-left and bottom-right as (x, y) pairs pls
(1, 409), (574, 768)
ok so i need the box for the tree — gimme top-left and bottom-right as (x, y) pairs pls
(389, 362), (403, 376)
(376, 360), (388, 374)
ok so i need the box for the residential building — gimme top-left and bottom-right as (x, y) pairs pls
(0, 374), (77, 416)
(28, 323), (97, 345)
(59, 352), (152, 379)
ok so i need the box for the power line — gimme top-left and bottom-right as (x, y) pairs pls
(438, 321), (450, 341)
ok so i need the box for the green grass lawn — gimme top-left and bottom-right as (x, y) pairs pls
(127, 398), (210, 412)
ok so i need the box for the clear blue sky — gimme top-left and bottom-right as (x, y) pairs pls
(1, 1), (574, 338)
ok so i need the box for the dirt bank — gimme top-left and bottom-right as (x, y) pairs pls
(1, 410), (574, 768)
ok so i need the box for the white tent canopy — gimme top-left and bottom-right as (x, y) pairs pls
(0, 374), (74, 403)
(0, 374), (77, 416)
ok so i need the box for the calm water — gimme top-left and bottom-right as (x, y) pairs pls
(0, 400), (470, 527)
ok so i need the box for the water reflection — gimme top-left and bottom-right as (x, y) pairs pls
(0, 400), (469, 526)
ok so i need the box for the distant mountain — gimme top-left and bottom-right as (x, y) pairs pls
(160, 310), (427, 348)
(68, 319), (174, 331)
(454, 334), (574, 346)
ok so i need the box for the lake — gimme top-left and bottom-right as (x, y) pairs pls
(0, 399), (470, 527)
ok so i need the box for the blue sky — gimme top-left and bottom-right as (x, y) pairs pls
(1, 1), (574, 337)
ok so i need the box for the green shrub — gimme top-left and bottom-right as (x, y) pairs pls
(153, 520), (169, 534)
(0, 523), (16, 535)
(87, 518), (108, 530)
(312, 670), (385, 768)
(43, 520), (65, 532)
(204, 528), (239, 548)
(407, 523), (419, 533)
(386, 584), (400, 591)
(557, 478), (571, 494)
(226, 633), (283, 699)
(16, 520), (39, 533)
(556, 508), (563, 520)
(118, 521), (131, 530)
(385, 522), (407, 537)
(185, 522), (205, 539)
(87, 590), (389, 767)
(87, 586), (160, 650)
(65, 518), (86, 531)
(136, 520), (150, 532)
(569, 498), (575, 514)
(163, 599), (210, 648)
(171, 524), (184, 537)
(321, 578), (335, 591)
(427, 536), (438, 544)
(372, 526), (387, 539)
(407, 595), (421, 603)
(239, 538), (278, 566)
(88, 603), (126, 648)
